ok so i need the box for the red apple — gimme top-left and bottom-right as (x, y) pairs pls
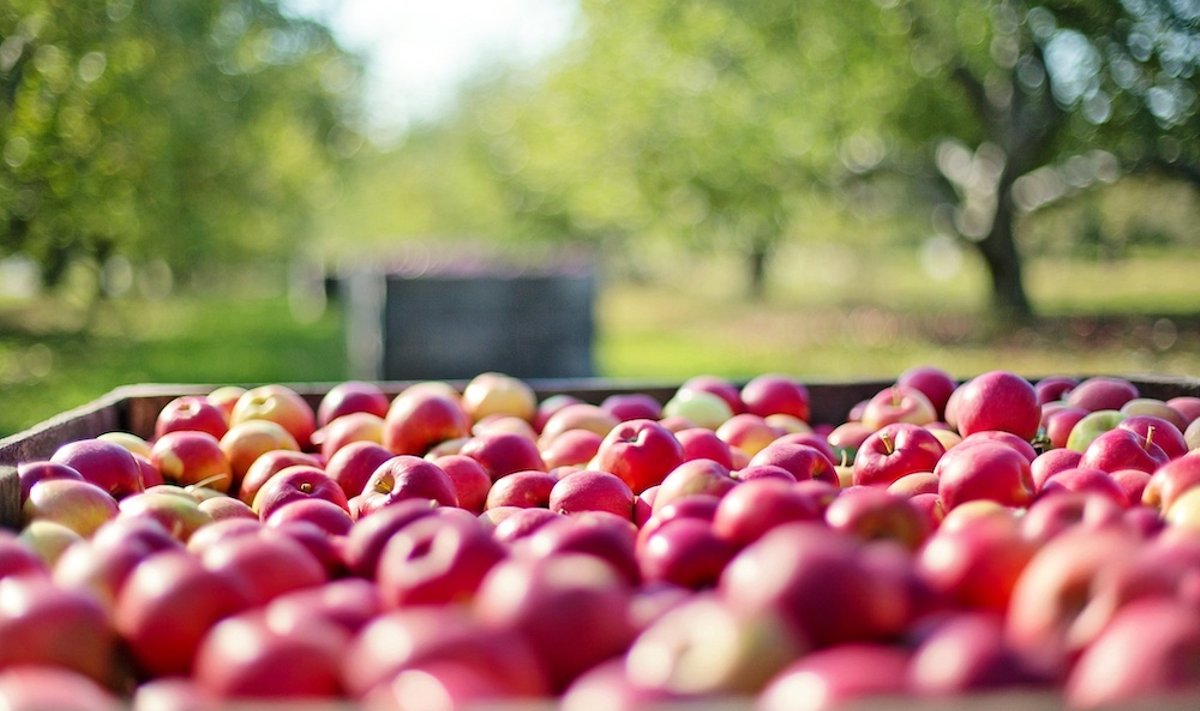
(383, 389), (472, 456)
(1034, 376), (1077, 406)
(323, 441), (393, 501)
(266, 577), (382, 636)
(1040, 468), (1128, 507)
(916, 513), (1037, 613)
(824, 487), (931, 550)
(599, 393), (663, 422)
(651, 459), (737, 514)
(825, 421), (874, 463)
(1020, 491), (1124, 544)
(0, 575), (116, 684)
(430, 453), (492, 514)
(561, 659), (679, 711)
(593, 419), (685, 495)
(716, 413), (784, 458)
(201, 529), (327, 606)
(540, 403), (620, 443)
(49, 438), (144, 499)
(117, 489), (213, 543)
(534, 394), (583, 433)
(741, 374), (810, 422)
(0, 530), (48, 580)
(549, 469), (635, 519)
(207, 385), (247, 420)
(265, 496), (354, 534)
(230, 384), (317, 449)
(313, 411), (385, 460)
(540, 429), (604, 470)
(193, 609), (346, 699)
(852, 422), (945, 487)
(491, 507), (563, 544)
(886, 471), (940, 498)
(1031, 448), (1083, 491)
(748, 441), (838, 486)
(1066, 376), (1139, 412)
(951, 371), (1040, 441)
(680, 374), (745, 415)
(732, 464), (796, 483)
(521, 512), (640, 586)
(155, 395), (229, 440)
(219, 420), (300, 486)
(15, 461), (84, 506)
(485, 469), (557, 510)
(1113, 468), (1153, 506)
(317, 380), (390, 427)
(461, 431), (547, 481)
(1118, 414), (1189, 460)
(22, 479), (118, 537)
(760, 642), (910, 711)
(115, 549), (254, 677)
(342, 498), (441, 577)
(357, 456), (457, 516)
(898, 365), (957, 418)
(1167, 396), (1200, 426)
(377, 512), (507, 607)
(908, 612), (1047, 695)
(0, 667), (120, 711)
(1079, 426), (1169, 474)
(935, 441), (1035, 510)
(637, 517), (739, 589)
(957, 430), (1037, 462)
(150, 430), (233, 493)
(1042, 405), (1089, 449)
(859, 385), (938, 431)
(252, 464), (350, 520)
(1143, 454), (1200, 511)
(1120, 398), (1190, 432)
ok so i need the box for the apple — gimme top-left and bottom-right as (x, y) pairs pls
(715, 413), (783, 458)
(637, 517), (739, 589)
(549, 469), (635, 519)
(492, 507), (563, 544)
(218, 419), (300, 486)
(760, 642), (910, 711)
(592, 419), (685, 495)
(15, 461), (84, 506)
(460, 431), (547, 481)
(383, 389), (472, 456)
(430, 454), (492, 514)
(908, 612), (1047, 695)
(1120, 398), (1190, 432)
(1065, 598), (1200, 709)
(860, 385), (938, 431)
(265, 577), (382, 636)
(264, 496), (354, 535)
(201, 529), (327, 606)
(252, 464), (350, 520)
(1065, 409), (1127, 452)
(897, 365), (957, 417)
(1034, 376), (1077, 406)
(193, 608), (346, 699)
(773, 431), (838, 463)
(951, 371), (1040, 441)
(540, 429), (604, 470)
(1042, 405), (1089, 450)
(662, 389), (734, 430)
(1143, 453), (1200, 512)
(0, 667), (120, 711)
(154, 395), (229, 440)
(0, 530), (47, 580)
(207, 385), (247, 420)
(1066, 376), (1140, 412)
(485, 469), (557, 510)
(0, 575), (116, 684)
(17, 520), (83, 567)
(1167, 396), (1200, 426)
(886, 471), (940, 499)
(236, 449), (322, 506)
(637, 496), (721, 552)
(117, 489), (213, 543)
(825, 421), (874, 463)
(474, 553), (636, 692)
(627, 592), (803, 697)
(115, 549), (254, 677)
(852, 422), (945, 488)
(600, 393), (664, 422)
(672, 427), (734, 468)
(935, 441), (1035, 510)
(342, 498), (441, 578)
(1188, 417), (1200, 451)
(1118, 414), (1189, 460)
(748, 441), (838, 486)
(1020, 491), (1124, 544)
(560, 659), (679, 711)
(540, 403), (620, 442)
(317, 380), (390, 427)
(916, 513), (1037, 613)
(521, 512), (641, 586)
(22, 479), (118, 537)
(323, 441), (393, 501)
(824, 487), (931, 550)
(956, 430), (1037, 462)
(732, 464), (796, 483)
(198, 495), (256, 522)
(651, 459), (737, 514)
(461, 372), (537, 423)
(1031, 448), (1083, 491)
(96, 430), (153, 459)
(741, 374), (811, 422)
(150, 430), (233, 493)
(313, 411), (385, 460)
(230, 384), (317, 449)
(1040, 468), (1128, 507)
(49, 438), (144, 499)
(1113, 468), (1153, 506)
(719, 523), (908, 648)
(534, 394), (583, 432)
(680, 374), (745, 415)
(356, 456), (456, 517)
(375, 511), (507, 608)
(1079, 427), (1169, 474)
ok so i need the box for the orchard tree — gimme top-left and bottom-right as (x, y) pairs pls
(0, 0), (361, 291)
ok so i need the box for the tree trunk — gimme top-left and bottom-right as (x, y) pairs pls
(974, 180), (1033, 322)
(747, 240), (771, 301)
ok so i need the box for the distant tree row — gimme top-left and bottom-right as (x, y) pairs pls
(0, 0), (361, 292)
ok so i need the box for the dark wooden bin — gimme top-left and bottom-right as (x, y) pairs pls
(2, 376), (1200, 711)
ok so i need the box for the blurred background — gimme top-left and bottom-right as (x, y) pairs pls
(1, 0), (1197, 436)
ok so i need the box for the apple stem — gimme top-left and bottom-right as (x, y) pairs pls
(840, 450), (850, 468)
(188, 473), (229, 491)
(880, 431), (894, 455)
(891, 388), (901, 408)
(1144, 426), (1156, 451)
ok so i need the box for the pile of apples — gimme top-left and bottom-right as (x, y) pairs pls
(3, 369), (1200, 711)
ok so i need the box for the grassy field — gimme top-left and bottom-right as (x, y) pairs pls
(1, 250), (1197, 438)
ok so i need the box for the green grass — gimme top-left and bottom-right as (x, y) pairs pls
(1, 250), (1197, 438)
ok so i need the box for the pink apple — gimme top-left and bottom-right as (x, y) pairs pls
(230, 384), (317, 449)
(748, 441), (838, 486)
(651, 459), (737, 514)
(522, 513), (641, 586)
(460, 431), (547, 481)
(1118, 414), (1189, 460)
(680, 374), (745, 415)
(1031, 448), (1083, 491)
(15, 461), (84, 506)
(673, 427), (734, 469)
(151, 430), (233, 493)
(377, 512), (507, 607)
(430, 453), (492, 514)
(957, 430), (1038, 462)
(760, 642), (910, 711)
(1167, 396), (1200, 426)
(908, 612), (1047, 695)
(1113, 468), (1153, 506)
(485, 469), (557, 510)
(540, 429), (604, 470)
(638, 517), (739, 589)
(22, 479), (118, 537)
(916, 513), (1037, 613)
(201, 530), (327, 606)
(1079, 427), (1169, 474)
(534, 394), (583, 433)
(549, 469), (635, 519)
(317, 380), (390, 427)
(207, 385), (247, 420)
(0, 666), (120, 711)
(265, 496), (355, 534)
(313, 411), (384, 460)
(732, 464), (796, 483)
(740, 374), (810, 422)
(50, 438), (143, 499)
(0, 575), (116, 684)
(825, 421), (874, 463)
(252, 464), (349, 520)
(716, 413), (784, 458)
(1040, 468), (1127, 507)
(219, 419), (300, 486)
(116, 490), (213, 543)
(540, 403), (620, 442)
(852, 422), (945, 488)
(383, 389), (472, 456)
(1143, 453), (1200, 512)
(593, 419), (685, 495)
(1020, 491), (1124, 544)
(492, 507), (563, 544)
(155, 395), (229, 440)
(1034, 376), (1077, 406)
(357, 456), (457, 516)
(342, 498), (441, 577)
(237, 449), (322, 505)
(1066, 376), (1140, 412)
(935, 441), (1035, 510)
(951, 371), (1040, 441)
(266, 577), (382, 636)
(824, 487), (930, 550)
(886, 471), (939, 498)
(1120, 398), (1190, 432)
(1042, 405), (1089, 449)
(198, 495), (257, 522)
(859, 385), (938, 431)
(898, 365), (957, 418)
(0, 530), (48, 580)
